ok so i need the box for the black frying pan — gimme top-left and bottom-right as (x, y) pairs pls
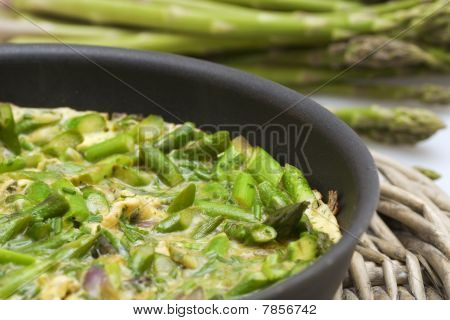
(0, 44), (379, 299)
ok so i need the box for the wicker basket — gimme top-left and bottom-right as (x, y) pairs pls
(337, 151), (450, 300)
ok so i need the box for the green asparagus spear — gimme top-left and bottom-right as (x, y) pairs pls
(215, 137), (248, 180)
(101, 229), (129, 257)
(26, 222), (52, 240)
(156, 209), (194, 233)
(246, 147), (283, 186)
(15, 112), (61, 134)
(204, 232), (230, 257)
(265, 202), (307, 240)
(129, 244), (154, 276)
(154, 123), (196, 153)
(0, 232), (99, 299)
(0, 248), (36, 265)
(224, 221), (277, 244)
(42, 130), (83, 157)
(299, 83), (450, 105)
(0, 103), (21, 154)
(257, 181), (292, 210)
(333, 105), (446, 144)
(168, 244), (198, 269)
(139, 144), (184, 187)
(282, 164), (316, 204)
(287, 232), (318, 261)
(113, 165), (153, 186)
(26, 181), (51, 203)
(52, 179), (90, 222)
(138, 114), (164, 142)
(261, 253), (294, 281)
(232, 172), (256, 209)
(226, 35), (447, 70)
(0, 193), (69, 243)
(227, 272), (271, 297)
(191, 216), (224, 239)
(196, 201), (257, 223)
(0, 157), (26, 174)
(74, 154), (134, 184)
(167, 183), (196, 214)
(66, 113), (107, 133)
(82, 187), (110, 216)
(211, 0), (360, 12)
(12, 0), (429, 40)
(175, 131), (230, 161)
(151, 253), (178, 282)
(414, 166), (441, 181)
(83, 133), (134, 162)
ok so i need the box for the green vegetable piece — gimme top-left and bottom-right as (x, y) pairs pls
(167, 183), (196, 214)
(168, 244), (197, 269)
(154, 123), (196, 153)
(83, 133), (134, 162)
(138, 115), (164, 142)
(52, 179), (89, 222)
(177, 130), (230, 160)
(227, 272), (270, 297)
(119, 218), (148, 243)
(0, 157), (26, 174)
(191, 216), (224, 240)
(129, 245), (154, 276)
(139, 144), (184, 187)
(214, 136), (251, 180)
(282, 164), (316, 204)
(75, 163), (114, 184)
(265, 202), (307, 240)
(101, 229), (129, 257)
(113, 165), (153, 186)
(196, 201), (257, 223)
(19, 136), (34, 151)
(26, 181), (51, 203)
(232, 172), (256, 209)
(0, 214), (32, 244)
(204, 233), (230, 257)
(0, 103), (21, 154)
(99, 154), (135, 166)
(224, 221), (277, 244)
(75, 154), (135, 184)
(0, 233), (99, 299)
(82, 187), (110, 216)
(1, 195), (68, 239)
(155, 209), (194, 233)
(414, 166), (441, 180)
(66, 113), (106, 133)
(23, 153), (45, 168)
(26, 222), (52, 240)
(0, 248), (36, 266)
(287, 232), (318, 261)
(42, 130), (83, 157)
(252, 194), (263, 221)
(16, 112), (61, 134)
(28, 193), (71, 220)
(246, 147), (283, 186)
(51, 217), (63, 234)
(197, 182), (229, 201)
(151, 253), (178, 281)
(262, 254), (294, 281)
(257, 181), (291, 209)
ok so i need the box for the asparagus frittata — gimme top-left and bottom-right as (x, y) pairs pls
(0, 103), (341, 299)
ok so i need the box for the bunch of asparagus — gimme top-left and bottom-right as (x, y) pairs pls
(0, 0), (449, 143)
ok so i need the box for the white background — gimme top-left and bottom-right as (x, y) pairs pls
(0, 300), (448, 319)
